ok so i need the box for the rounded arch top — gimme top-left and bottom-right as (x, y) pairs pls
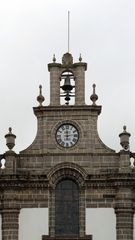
(47, 162), (88, 188)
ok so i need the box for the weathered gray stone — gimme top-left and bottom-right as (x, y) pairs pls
(0, 53), (134, 240)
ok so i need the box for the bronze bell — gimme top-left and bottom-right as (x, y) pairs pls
(65, 92), (70, 102)
(61, 76), (73, 92)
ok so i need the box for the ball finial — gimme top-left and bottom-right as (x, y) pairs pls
(90, 83), (98, 105)
(53, 54), (56, 63)
(79, 54), (82, 62)
(123, 125), (126, 132)
(37, 85), (45, 106)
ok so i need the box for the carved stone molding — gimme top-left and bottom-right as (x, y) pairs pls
(47, 162), (88, 188)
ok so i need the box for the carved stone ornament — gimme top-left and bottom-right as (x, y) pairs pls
(62, 52), (73, 67)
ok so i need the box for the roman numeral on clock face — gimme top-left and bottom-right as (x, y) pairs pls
(56, 124), (79, 148)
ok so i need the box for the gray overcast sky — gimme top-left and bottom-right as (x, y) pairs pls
(0, 0), (135, 154)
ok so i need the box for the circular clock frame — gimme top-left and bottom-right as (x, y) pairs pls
(56, 123), (79, 148)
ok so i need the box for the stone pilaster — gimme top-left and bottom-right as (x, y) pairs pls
(48, 188), (55, 237)
(4, 150), (17, 174)
(119, 150), (130, 172)
(79, 188), (86, 237)
(115, 188), (134, 240)
(1, 209), (20, 240)
(115, 208), (134, 240)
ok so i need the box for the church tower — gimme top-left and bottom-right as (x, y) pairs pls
(0, 52), (134, 240)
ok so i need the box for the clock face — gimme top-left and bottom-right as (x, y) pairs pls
(56, 124), (79, 148)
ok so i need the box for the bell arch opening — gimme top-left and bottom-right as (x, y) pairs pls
(55, 179), (79, 236)
(60, 71), (75, 105)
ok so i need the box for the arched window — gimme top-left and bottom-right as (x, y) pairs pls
(55, 179), (79, 236)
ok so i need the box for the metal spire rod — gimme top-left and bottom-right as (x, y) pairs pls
(68, 11), (70, 53)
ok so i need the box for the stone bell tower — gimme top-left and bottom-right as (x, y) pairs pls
(0, 52), (135, 240)
(49, 52), (86, 106)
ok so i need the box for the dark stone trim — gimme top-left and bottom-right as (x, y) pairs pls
(17, 152), (120, 157)
(42, 236), (92, 240)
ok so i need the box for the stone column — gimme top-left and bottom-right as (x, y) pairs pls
(48, 63), (61, 106)
(73, 63), (87, 105)
(1, 209), (20, 240)
(115, 208), (134, 240)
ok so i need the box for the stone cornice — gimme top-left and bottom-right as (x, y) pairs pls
(0, 172), (135, 189)
(48, 62), (87, 71)
(86, 172), (135, 188)
(33, 105), (102, 116)
(48, 63), (61, 71)
(18, 152), (119, 157)
(0, 174), (49, 189)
